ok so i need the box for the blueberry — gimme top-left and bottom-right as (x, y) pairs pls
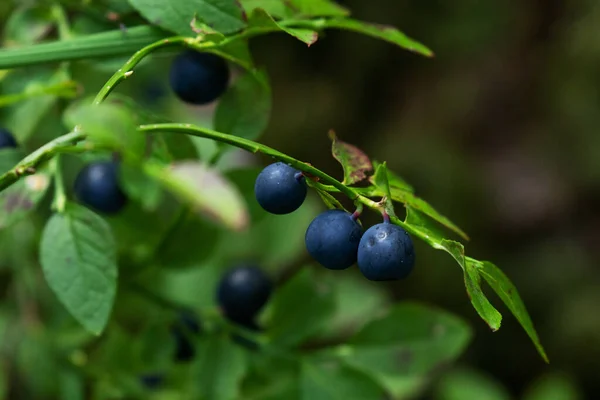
(139, 373), (164, 390)
(0, 128), (18, 149)
(357, 222), (415, 281)
(73, 161), (127, 215)
(169, 50), (230, 105)
(216, 265), (272, 326)
(171, 311), (202, 363)
(305, 209), (363, 270)
(254, 162), (307, 215)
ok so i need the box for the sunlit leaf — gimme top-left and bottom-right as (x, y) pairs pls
(40, 204), (118, 335)
(144, 161), (249, 231)
(64, 101), (144, 161)
(128, 0), (246, 35)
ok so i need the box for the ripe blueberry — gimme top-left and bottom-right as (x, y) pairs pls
(169, 50), (230, 105)
(254, 162), (307, 215)
(73, 161), (127, 215)
(305, 209), (363, 270)
(171, 311), (202, 363)
(357, 222), (415, 281)
(0, 128), (18, 149)
(216, 265), (272, 326)
(139, 373), (164, 390)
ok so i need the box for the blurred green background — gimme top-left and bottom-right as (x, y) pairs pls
(0, 0), (599, 399)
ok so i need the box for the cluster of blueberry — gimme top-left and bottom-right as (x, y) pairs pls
(254, 162), (416, 281)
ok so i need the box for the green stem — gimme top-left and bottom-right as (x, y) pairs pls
(138, 123), (360, 201)
(51, 2), (72, 40)
(0, 131), (85, 192)
(0, 26), (168, 70)
(92, 36), (187, 104)
(50, 155), (67, 213)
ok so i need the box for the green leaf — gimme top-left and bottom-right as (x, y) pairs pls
(300, 360), (385, 400)
(434, 368), (511, 400)
(17, 332), (60, 397)
(477, 259), (549, 362)
(207, 38), (255, 70)
(128, 0), (246, 35)
(371, 160), (414, 192)
(336, 303), (472, 396)
(266, 268), (336, 347)
(464, 258), (503, 331)
(3, 5), (53, 46)
(0, 172), (51, 230)
(247, 8), (319, 46)
(240, 0), (348, 19)
(214, 69), (272, 142)
(335, 302), (472, 397)
(193, 335), (248, 399)
(155, 210), (221, 269)
(373, 162), (392, 199)
(0, 149), (50, 230)
(452, 245), (501, 332)
(314, 187), (347, 211)
(239, 0), (294, 19)
(0, 79), (78, 108)
(317, 274), (390, 340)
(64, 101), (144, 161)
(118, 163), (163, 212)
(3, 67), (71, 141)
(287, 0), (349, 17)
(403, 208), (502, 332)
(143, 160), (249, 231)
(225, 168), (269, 224)
(321, 18), (433, 57)
(329, 131), (373, 185)
(392, 187), (469, 240)
(39, 204), (118, 335)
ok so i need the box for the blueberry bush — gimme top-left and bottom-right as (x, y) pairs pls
(0, 0), (548, 398)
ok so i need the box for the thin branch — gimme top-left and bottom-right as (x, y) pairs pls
(0, 131), (85, 192)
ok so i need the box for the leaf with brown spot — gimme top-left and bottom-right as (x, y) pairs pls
(329, 130), (373, 185)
